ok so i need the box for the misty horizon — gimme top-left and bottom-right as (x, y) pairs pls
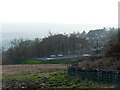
(2, 23), (117, 33)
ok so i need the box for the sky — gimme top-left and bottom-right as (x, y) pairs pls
(0, 0), (119, 33)
(0, 0), (119, 24)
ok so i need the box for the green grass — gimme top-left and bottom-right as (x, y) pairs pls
(3, 70), (117, 89)
(2, 71), (99, 89)
(21, 58), (76, 64)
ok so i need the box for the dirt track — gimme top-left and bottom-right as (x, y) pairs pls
(2, 64), (66, 74)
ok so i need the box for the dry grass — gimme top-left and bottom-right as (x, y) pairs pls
(2, 64), (66, 74)
(78, 57), (120, 70)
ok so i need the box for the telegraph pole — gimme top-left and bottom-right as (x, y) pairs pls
(96, 40), (99, 55)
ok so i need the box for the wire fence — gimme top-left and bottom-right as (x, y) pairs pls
(67, 60), (120, 85)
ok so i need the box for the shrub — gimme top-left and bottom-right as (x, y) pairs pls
(105, 43), (120, 60)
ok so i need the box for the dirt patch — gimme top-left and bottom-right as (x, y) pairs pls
(2, 64), (66, 74)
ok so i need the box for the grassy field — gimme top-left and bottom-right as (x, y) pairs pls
(2, 56), (119, 89)
(3, 70), (111, 89)
(2, 64), (118, 89)
(21, 58), (76, 64)
(2, 64), (66, 74)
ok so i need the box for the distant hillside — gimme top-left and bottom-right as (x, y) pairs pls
(2, 27), (117, 50)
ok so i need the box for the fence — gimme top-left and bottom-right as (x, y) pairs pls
(67, 60), (120, 85)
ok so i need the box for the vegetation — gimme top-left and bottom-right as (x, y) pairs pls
(74, 32), (120, 70)
(2, 27), (118, 65)
(2, 32), (90, 65)
(21, 58), (76, 64)
(104, 32), (120, 70)
(3, 71), (114, 89)
(2, 27), (119, 89)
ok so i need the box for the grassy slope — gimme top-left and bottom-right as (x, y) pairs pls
(21, 58), (76, 64)
(3, 71), (100, 89)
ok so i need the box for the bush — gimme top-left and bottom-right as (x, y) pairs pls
(105, 43), (120, 60)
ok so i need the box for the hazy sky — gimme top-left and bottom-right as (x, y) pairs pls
(0, 0), (119, 24)
(2, 23), (117, 33)
(0, 0), (119, 33)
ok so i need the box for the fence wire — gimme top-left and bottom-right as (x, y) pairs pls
(67, 60), (120, 85)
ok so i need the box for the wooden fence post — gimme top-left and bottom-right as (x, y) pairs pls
(75, 60), (78, 79)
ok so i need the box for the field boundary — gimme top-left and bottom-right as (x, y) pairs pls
(67, 60), (120, 85)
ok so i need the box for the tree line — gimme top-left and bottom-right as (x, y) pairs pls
(2, 27), (118, 65)
(2, 32), (90, 64)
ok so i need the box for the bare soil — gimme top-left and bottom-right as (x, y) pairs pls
(2, 64), (66, 74)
